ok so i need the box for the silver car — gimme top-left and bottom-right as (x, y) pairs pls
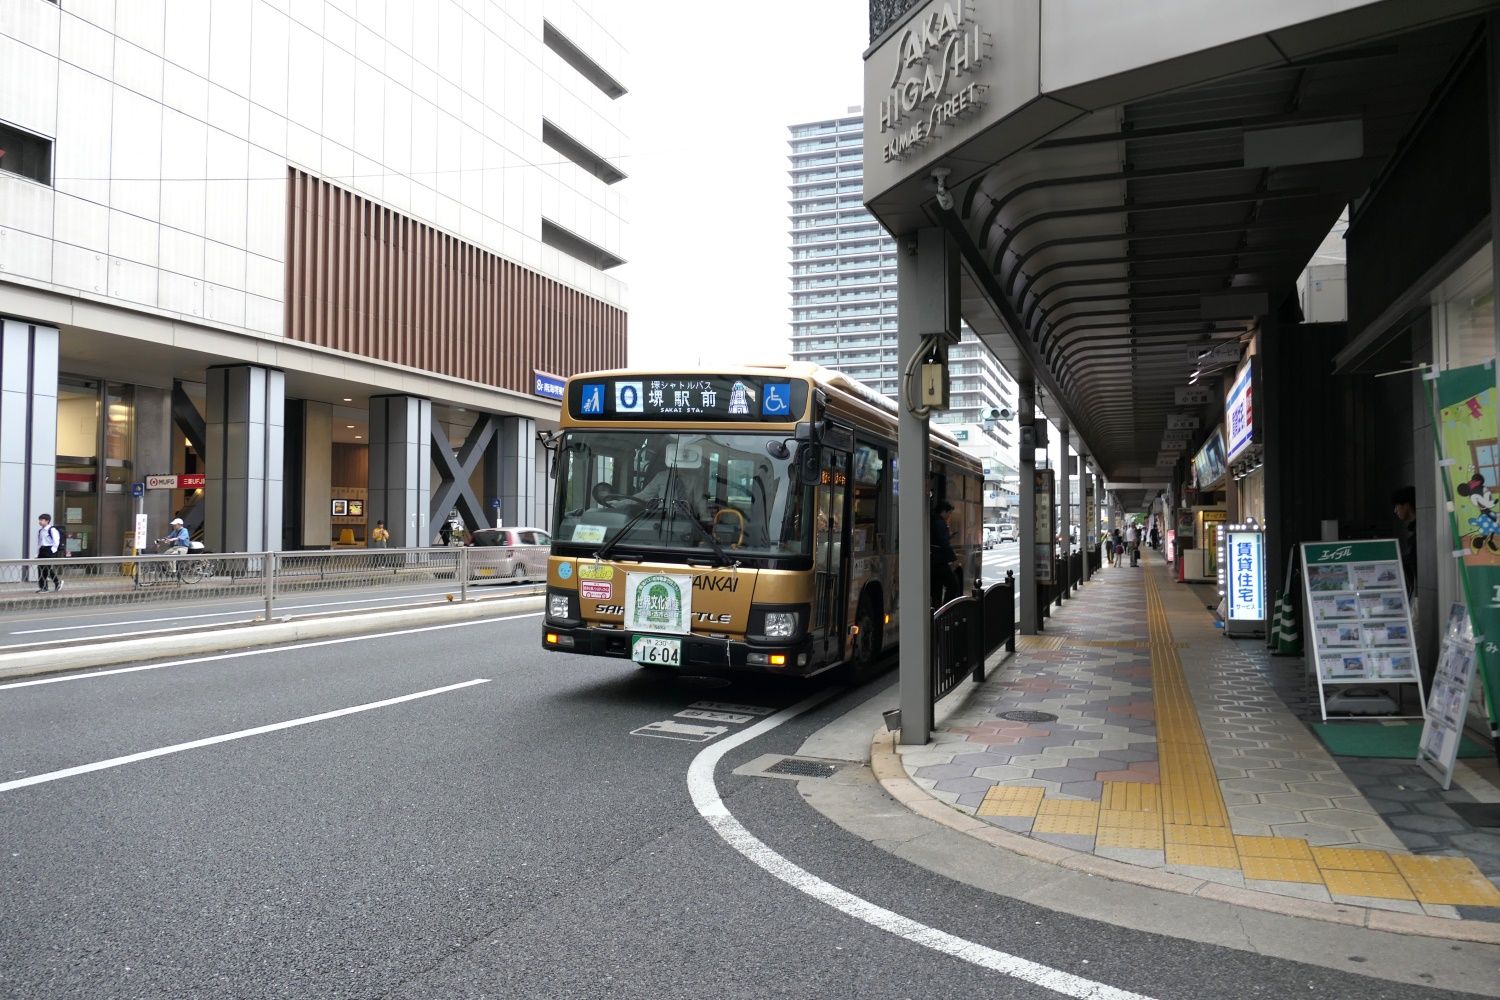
(467, 527), (551, 581)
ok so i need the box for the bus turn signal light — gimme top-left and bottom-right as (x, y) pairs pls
(769, 654), (787, 666)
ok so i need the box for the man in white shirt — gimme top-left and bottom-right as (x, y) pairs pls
(35, 513), (62, 592)
(1125, 522), (1140, 567)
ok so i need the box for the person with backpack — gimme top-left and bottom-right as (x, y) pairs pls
(35, 513), (63, 592)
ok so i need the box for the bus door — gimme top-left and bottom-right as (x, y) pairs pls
(810, 448), (850, 660)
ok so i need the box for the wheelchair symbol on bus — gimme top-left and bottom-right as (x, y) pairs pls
(761, 382), (790, 417)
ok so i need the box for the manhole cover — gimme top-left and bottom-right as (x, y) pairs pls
(763, 758), (839, 779)
(999, 710), (1058, 723)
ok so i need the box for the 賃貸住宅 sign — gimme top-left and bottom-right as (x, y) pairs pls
(532, 370), (566, 401)
(1219, 524), (1265, 637)
(863, 0), (1042, 194)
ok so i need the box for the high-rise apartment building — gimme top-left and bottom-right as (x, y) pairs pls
(787, 109), (1017, 516)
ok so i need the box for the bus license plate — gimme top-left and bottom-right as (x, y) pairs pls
(632, 636), (681, 667)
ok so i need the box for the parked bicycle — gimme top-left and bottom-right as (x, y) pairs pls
(133, 539), (219, 588)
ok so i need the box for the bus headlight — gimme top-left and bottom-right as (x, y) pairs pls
(549, 594), (573, 620)
(763, 611), (798, 638)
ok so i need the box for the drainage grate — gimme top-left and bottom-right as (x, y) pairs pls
(763, 757), (840, 779)
(999, 710), (1058, 723)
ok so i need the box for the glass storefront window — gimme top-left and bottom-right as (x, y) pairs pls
(55, 379), (101, 556)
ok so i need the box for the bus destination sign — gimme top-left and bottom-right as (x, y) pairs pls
(570, 376), (807, 422)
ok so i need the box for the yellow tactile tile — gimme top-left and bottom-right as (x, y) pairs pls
(1321, 869), (1417, 901)
(1235, 836), (1314, 861)
(1240, 856), (1324, 884)
(1099, 809), (1161, 831)
(1164, 823), (1235, 848)
(1032, 799), (1100, 836)
(1165, 843), (1240, 869)
(1096, 825), (1165, 850)
(1101, 782), (1160, 813)
(976, 785), (1045, 818)
(1392, 855), (1500, 907)
(1310, 847), (1398, 873)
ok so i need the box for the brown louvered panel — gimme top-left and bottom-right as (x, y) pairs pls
(284, 168), (625, 391)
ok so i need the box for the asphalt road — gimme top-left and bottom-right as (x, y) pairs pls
(1, 609), (1480, 999)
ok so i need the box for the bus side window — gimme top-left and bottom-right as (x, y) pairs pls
(852, 443), (884, 554)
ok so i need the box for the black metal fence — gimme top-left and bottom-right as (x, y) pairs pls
(1034, 545), (1102, 631)
(931, 572), (1016, 703)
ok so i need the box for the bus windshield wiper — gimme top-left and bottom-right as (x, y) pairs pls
(671, 498), (736, 567)
(594, 497), (664, 563)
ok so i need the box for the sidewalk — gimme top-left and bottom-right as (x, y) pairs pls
(890, 552), (1500, 929)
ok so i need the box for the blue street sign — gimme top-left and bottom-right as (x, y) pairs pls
(131, 482), (145, 498)
(490, 498), (501, 509)
(532, 369), (566, 401)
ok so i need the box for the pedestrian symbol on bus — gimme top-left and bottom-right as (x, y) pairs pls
(616, 381), (643, 413)
(762, 382), (790, 417)
(580, 382), (606, 415)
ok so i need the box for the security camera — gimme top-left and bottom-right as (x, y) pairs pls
(932, 168), (954, 211)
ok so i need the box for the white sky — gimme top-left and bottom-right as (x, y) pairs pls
(612, 0), (869, 369)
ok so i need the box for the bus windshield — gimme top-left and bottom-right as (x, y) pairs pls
(554, 430), (808, 560)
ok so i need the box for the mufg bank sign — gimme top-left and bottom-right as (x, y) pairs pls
(876, 2), (989, 163)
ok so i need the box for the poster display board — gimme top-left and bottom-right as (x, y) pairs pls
(1301, 539), (1425, 721)
(1034, 469), (1055, 584)
(1220, 525), (1266, 637)
(1418, 604), (1480, 789)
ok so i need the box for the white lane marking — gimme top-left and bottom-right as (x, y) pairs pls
(676, 709), (754, 724)
(687, 695), (1159, 1000)
(0, 679), (490, 793)
(10, 589), (512, 635)
(0, 612), (542, 691)
(688, 701), (774, 716)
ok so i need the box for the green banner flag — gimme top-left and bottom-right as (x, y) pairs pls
(1432, 363), (1500, 741)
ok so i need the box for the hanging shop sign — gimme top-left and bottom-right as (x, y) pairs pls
(146, 474), (206, 490)
(1175, 386), (1213, 406)
(1166, 414), (1200, 431)
(1430, 363), (1500, 745)
(1191, 427), (1227, 489)
(1300, 539), (1424, 722)
(1219, 524), (1266, 637)
(1034, 468), (1055, 583)
(1225, 358), (1259, 462)
(1418, 605), (1481, 790)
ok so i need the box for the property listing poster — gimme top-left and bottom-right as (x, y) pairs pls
(1301, 540), (1423, 720)
(1432, 363), (1500, 739)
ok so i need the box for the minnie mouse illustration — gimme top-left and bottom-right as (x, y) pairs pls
(1457, 472), (1500, 552)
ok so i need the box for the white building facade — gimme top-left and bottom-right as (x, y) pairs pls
(0, 0), (628, 557)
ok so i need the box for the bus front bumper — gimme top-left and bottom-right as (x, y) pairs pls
(541, 624), (820, 676)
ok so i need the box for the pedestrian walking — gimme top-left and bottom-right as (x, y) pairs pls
(1111, 528), (1124, 567)
(1148, 523), (1160, 550)
(1126, 522), (1141, 566)
(35, 513), (63, 592)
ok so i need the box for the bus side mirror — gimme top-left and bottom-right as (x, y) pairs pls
(798, 446), (821, 484)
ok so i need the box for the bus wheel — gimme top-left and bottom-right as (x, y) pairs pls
(845, 592), (885, 683)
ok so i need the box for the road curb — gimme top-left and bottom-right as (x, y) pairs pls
(868, 729), (1500, 945)
(0, 595), (544, 682)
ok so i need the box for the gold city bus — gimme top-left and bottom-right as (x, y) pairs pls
(541, 363), (981, 678)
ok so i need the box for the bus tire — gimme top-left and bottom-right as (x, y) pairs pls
(844, 589), (886, 684)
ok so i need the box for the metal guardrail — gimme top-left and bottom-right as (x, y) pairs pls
(0, 547), (535, 629)
(931, 571), (1016, 703)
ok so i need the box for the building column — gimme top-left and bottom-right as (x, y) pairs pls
(486, 416), (537, 529)
(897, 227), (959, 746)
(1018, 380), (1037, 635)
(1079, 453), (1091, 582)
(1058, 418), (1071, 595)
(1, 318), (58, 562)
(368, 395), (431, 547)
(205, 364), (284, 553)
